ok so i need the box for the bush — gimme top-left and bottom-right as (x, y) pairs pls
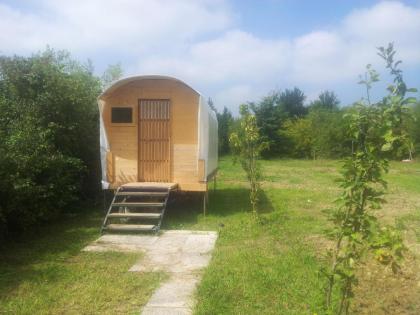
(0, 50), (101, 236)
(282, 108), (351, 159)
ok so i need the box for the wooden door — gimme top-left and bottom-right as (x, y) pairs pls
(138, 99), (171, 182)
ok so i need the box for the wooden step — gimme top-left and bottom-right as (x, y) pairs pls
(104, 224), (156, 232)
(116, 192), (168, 197)
(121, 182), (178, 190)
(107, 212), (161, 219)
(112, 202), (164, 208)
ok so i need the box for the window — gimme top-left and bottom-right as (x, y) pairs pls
(111, 107), (132, 123)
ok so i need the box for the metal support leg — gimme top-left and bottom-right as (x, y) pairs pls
(213, 175), (217, 192)
(203, 192), (206, 216)
(203, 190), (209, 216)
(103, 190), (107, 214)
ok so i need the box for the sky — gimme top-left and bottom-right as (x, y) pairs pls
(0, 0), (419, 112)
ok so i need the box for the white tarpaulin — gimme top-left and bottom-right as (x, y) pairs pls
(198, 95), (218, 180)
(97, 99), (110, 189)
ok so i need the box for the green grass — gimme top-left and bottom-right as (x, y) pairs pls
(2, 157), (419, 314)
(0, 210), (165, 315)
(164, 156), (420, 314)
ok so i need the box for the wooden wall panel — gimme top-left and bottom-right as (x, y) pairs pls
(173, 144), (198, 183)
(114, 156), (138, 185)
(102, 79), (200, 188)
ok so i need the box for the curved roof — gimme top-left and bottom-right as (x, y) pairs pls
(99, 75), (202, 99)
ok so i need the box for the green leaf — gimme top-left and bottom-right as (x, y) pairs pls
(402, 97), (417, 104)
(381, 143), (392, 152)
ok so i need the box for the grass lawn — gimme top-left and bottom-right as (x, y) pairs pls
(1, 157), (419, 314)
(164, 157), (420, 314)
(0, 210), (166, 315)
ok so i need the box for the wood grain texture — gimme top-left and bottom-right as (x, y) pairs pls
(138, 99), (170, 182)
(102, 78), (202, 190)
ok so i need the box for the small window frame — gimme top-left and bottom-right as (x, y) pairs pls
(110, 106), (134, 125)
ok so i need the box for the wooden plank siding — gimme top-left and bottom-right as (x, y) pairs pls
(102, 79), (206, 191)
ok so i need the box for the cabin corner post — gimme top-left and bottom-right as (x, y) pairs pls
(198, 159), (206, 182)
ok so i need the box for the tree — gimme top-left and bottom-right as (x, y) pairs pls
(229, 104), (267, 216)
(250, 87), (308, 157)
(208, 97), (217, 113)
(278, 87), (307, 117)
(407, 101), (420, 154)
(207, 98), (233, 155)
(309, 91), (340, 111)
(217, 106), (234, 155)
(282, 108), (350, 159)
(101, 63), (123, 90)
(0, 49), (101, 236)
(251, 93), (284, 156)
(282, 117), (314, 158)
(309, 108), (351, 158)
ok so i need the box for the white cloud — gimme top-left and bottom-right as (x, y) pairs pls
(289, 1), (420, 86)
(291, 31), (346, 83)
(139, 30), (291, 84)
(0, 0), (233, 55)
(137, 1), (420, 109)
(214, 84), (256, 113)
(342, 1), (420, 63)
(0, 1), (419, 110)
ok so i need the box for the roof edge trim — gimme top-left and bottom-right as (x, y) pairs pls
(98, 75), (202, 99)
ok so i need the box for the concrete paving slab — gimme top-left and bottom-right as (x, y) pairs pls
(145, 274), (199, 308)
(141, 306), (191, 315)
(83, 230), (217, 315)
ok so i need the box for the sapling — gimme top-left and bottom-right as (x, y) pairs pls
(229, 104), (267, 216)
(323, 61), (409, 314)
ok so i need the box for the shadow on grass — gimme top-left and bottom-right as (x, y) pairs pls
(0, 208), (102, 295)
(163, 188), (274, 228)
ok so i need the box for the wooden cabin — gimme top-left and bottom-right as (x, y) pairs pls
(98, 75), (218, 191)
(98, 75), (218, 233)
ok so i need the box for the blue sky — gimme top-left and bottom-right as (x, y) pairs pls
(0, 0), (419, 112)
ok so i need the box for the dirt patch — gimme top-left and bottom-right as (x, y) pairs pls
(306, 233), (420, 314)
(352, 253), (420, 315)
(305, 234), (335, 257)
(380, 191), (420, 225)
(262, 181), (340, 191)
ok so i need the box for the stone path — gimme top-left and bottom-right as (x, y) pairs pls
(83, 230), (218, 314)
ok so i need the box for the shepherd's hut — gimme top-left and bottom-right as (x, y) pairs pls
(98, 75), (218, 233)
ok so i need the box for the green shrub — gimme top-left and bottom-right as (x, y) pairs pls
(0, 49), (101, 236)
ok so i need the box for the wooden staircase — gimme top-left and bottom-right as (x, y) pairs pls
(101, 183), (177, 234)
